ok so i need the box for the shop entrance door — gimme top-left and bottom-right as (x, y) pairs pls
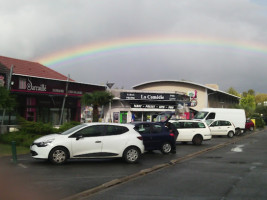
(120, 112), (127, 123)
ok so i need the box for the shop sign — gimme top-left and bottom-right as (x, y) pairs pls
(27, 79), (47, 91)
(131, 104), (176, 109)
(121, 92), (189, 102)
(11, 75), (105, 96)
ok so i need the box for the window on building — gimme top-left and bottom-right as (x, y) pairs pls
(19, 78), (26, 89)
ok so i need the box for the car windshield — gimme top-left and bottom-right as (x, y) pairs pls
(61, 124), (87, 135)
(194, 111), (209, 119)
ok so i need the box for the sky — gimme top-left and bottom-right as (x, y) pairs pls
(1, 0), (267, 93)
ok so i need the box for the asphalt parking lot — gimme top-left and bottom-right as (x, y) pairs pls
(0, 129), (265, 200)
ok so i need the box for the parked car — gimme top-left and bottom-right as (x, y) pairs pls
(193, 108), (246, 135)
(30, 123), (145, 164)
(209, 120), (235, 138)
(245, 119), (255, 131)
(133, 122), (177, 154)
(169, 119), (212, 145)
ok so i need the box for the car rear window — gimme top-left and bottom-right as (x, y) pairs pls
(176, 122), (206, 129)
(151, 124), (162, 133)
(106, 125), (129, 136)
(197, 122), (206, 128)
(134, 124), (150, 134)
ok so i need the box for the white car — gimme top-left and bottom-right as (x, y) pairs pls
(209, 120), (235, 138)
(30, 123), (145, 164)
(169, 120), (212, 145)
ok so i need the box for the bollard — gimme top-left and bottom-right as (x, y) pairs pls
(11, 141), (17, 164)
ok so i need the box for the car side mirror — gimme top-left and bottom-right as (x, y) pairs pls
(76, 134), (83, 140)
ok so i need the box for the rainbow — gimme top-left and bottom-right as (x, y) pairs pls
(36, 35), (267, 67)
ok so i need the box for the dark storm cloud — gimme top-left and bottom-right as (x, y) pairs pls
(1, 0), (267, 93)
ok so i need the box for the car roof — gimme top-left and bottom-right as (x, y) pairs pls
(169, 119), (205, 123)
(83, 122), (135, 128)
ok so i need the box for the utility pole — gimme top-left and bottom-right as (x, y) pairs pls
(1, 65), (13, 126)
(106, 82), (114, 122)
(59, 74), (70, 125)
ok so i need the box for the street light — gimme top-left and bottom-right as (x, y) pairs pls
(106, 82), (114, 122)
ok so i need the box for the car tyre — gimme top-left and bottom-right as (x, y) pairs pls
(161, 142), (172, 154)
(192, 135), (203, 145)
(49, 147), (68, 165)
(227, 131), (234, 138)
(235, 129), (241, 136)
(249, 126), (254, 131)
(123, 147), (140, 164)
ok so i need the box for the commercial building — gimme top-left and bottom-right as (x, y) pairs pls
(102, 80), (240, 123)
(0, 55), (105, 125)
(100, 89), (190, 123)
(133, 80), (240, 110)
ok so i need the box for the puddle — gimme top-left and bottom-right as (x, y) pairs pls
(231, 145), (245, 152)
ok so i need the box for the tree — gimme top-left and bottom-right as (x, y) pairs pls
(81, 91), (113, 122)
(226, 87), (241, 97)
(255, 93), (267, 105)
(242, 89), (255, 97)
(0, 86), (16, 110)
(240, 94), (256, 117)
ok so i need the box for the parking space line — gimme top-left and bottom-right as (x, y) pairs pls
(18, 163), (27, 169)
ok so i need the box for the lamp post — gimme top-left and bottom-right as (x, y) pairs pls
(106, 82), (114, 122)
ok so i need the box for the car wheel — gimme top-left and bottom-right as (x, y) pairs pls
(235, 129), (241, 136)
(192, 135), (203, 145)
(249, 126), (254, 131)
(227, 131), (234, 138)
(123, 147), (140, 163)
(161, 142), (172, 154)
(49, 147), (68, 164)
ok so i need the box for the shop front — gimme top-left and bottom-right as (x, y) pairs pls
(105, 90), (191, 123)
(6, 75), (105, 125)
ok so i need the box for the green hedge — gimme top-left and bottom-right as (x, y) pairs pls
(0, 132), (41, 147)
(0, 120), (81, 147)
(55, 121), (80, 133)
(18, 118), (55, 135)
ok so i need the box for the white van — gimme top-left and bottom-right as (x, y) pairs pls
(193, 108), (246, 135)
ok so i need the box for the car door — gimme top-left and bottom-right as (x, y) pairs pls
(149, 123), (166, 148)
(135, 123), (153, 150)
(177, 122), (196, 141)
(101, 125), (129, 156)
(221, 120), (233, 134)
(209, 120), (222, 135)
(69, 125), (105, 157)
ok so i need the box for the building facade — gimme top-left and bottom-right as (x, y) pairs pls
(0, 56), (105, 125)
(133, 80), (240, 110)
(101, 89), (191, 123)
(102, 81), (240, 123)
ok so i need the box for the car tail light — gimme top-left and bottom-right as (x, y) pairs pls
(137, 136), (143, 140)
(169, 133), (175, 137)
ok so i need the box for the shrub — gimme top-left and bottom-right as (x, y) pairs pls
(0, 131), (41, 147)
(57, 121), (80, 133)
(251, 114), (265, 129)
(18, 118), (54, 135)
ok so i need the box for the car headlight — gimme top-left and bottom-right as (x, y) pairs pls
(36, 139), (55, 147)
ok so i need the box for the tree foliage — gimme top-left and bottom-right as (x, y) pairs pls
(240, 94), (256, 117)
(242, 89), (255, 97)
(0, 86), (16, 110)
(226, 87), (241, 97)
(255, 93), (267, 104)
(82, 91), (113, 122)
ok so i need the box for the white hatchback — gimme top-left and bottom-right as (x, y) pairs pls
(169, 120), (212, 145)
(209, 120), (235, 138)
(30, 123), (145, 164)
